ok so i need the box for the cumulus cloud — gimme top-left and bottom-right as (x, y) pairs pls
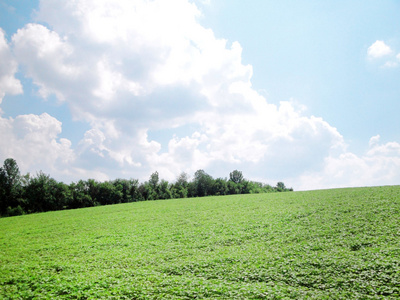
(0, 29), (23, 103)
(12, 23), (82, 101)
(3, 0), (399, 189)
(369, 134), (380, 147)
(367, 40), (392, 58)
(14, 0), (314, 181)
(383, 61), (398, 68)
(297, 136), (400, 190)
(0, 113), (75, 176)
(367, 40), (400, 68)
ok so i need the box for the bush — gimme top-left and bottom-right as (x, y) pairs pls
(7, 205), (25, 216)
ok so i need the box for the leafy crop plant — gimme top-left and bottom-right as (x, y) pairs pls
(1, 186), (399, 299)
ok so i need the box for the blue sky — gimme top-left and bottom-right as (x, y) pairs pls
(0, 0), (399, 190)
(201, 1), (400, 148)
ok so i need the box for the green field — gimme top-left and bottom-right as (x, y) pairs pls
(1, 186), (400, 299)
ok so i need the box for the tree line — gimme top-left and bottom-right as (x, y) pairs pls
(0, 158), (293, 217)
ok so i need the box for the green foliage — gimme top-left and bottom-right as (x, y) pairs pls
(229, 169), (244, 184)
(193, 169), (213, 197)
(0, 158), (292, 217)
(69, 180), (95, 209)
(227, 180), (240, 194)
(25, 172), (60, 212)
(1, 186), (399, 299)
(0, 158), (22, 215)
(176, 172), (189, 187)
(3, 158), (20, 187)
(6, 205), (25, 216)
(276, 181), (286, 192)
(149, 171), (159, 190)
(97, 181), (123, 205)
(212, 178), (228, 196)
(158, 179), (172, 200)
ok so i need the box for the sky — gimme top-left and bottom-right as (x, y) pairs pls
(0, 0), (399, 190)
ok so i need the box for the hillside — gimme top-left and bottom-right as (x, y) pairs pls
(1, 186), (399, 299)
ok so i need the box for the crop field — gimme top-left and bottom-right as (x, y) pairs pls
(1, 186), (400, 299)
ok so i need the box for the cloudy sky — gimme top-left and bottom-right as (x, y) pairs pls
(0, 0), (399, 190)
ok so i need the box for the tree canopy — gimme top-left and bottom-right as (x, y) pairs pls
(0, 158), (293, 217)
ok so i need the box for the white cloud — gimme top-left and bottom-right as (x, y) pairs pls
(383, 61), (398, 68)
(3, 0), (400, 189)
(369, 134), (380, 147)
(382, 52), (400, 67)
(367, 40), (400, 68)
(0, 29), (23, 103)
(0, 113), (76, 177)
(79, 128), (107, 157)
(11, 0), (271, 181)
(12, 23), (82, 101)
(0, 112), (111, 182)
(297, 136), (400, 190)
(367, 40), (392, 58)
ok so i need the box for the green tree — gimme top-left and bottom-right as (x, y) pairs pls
(112, 179), (133, 203)
(240, 180), (253, 194)
(158, 180), (172, 200)
(172, 172), (189, 198)
(262, 183), (274, 193)
(97, 181), (123, 205)
(229, 170), (244, 184)
(227, 180), (240, 195)
(149, 171), (159, 190)
(176, 172), (189, 187)
(212, 178), (228, 196)
(25, 172), (59, 212)
(54, 182), (73, 210)
(276, 182), (286, 192)
(138, 182), (152, 200)
(69, 180), (95, 208)
(0, 158), (23, 215)
(187, 181), (196, 197)
(128, 179), (140, 201)
(171, 184), (188, 198)
(86, 179), (99, 204)
(193, 169), (214, 197)
(0, 167), (7, 215)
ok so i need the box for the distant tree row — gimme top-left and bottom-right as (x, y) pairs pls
(0, 158), (293, 217)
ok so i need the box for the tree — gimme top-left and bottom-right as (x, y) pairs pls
(227, 181), (240, 195)
(128, 179), (140, 201)
(0, 157), (293, 217)
(86, 179), (99, 204)
(276, 182), (286, 192)
(212, 178), (228, 196)
(112, 179), (134, 203)
(193, 170), (214, 197)
(176, 172), (189, 187)
(138, 182), (152, 200)
(172, 172), (189, 198)
(97, 181), (123, 205)
(0, 167), (7, 214)
(0, 158), (22, 215)
(149, 171), (159, 190)
(187, 181), (197, 198)
(243, 181), (263, 194)
(53, 182), (73, 210)
(171, 184), (188, 198)
(69, 180), (94, 209)
(25, 172), (59, 212)
(229, 170), (244, 184)
(158, 180), (172, 200)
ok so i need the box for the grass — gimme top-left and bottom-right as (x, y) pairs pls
(1, 186), (400, 299)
